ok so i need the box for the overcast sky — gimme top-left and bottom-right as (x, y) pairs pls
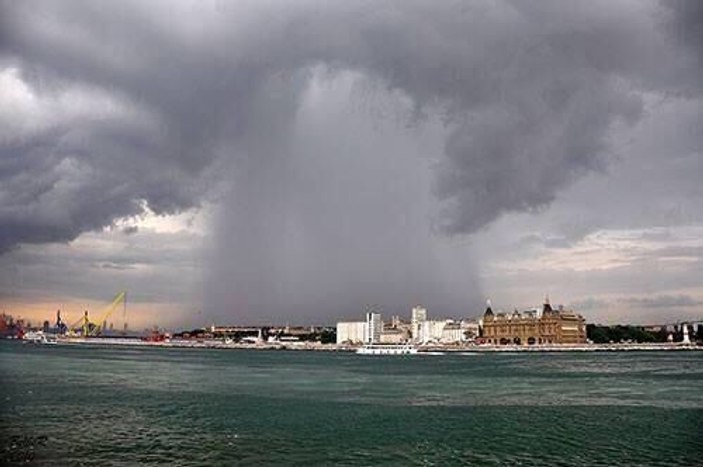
(1, 0), (702, 328)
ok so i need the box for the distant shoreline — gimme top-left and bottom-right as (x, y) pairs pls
(12, 337), (702, 352)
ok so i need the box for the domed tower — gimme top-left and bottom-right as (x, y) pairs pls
(483, 299), (495, 322)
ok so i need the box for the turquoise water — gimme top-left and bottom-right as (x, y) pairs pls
(1, 343), (702, 466)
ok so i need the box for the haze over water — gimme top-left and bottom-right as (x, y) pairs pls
(1, 343), (702, 466)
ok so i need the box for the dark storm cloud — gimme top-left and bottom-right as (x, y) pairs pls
(664, 0), (703, 65)
(0, 65), (213, 253)
(1, 1), (702, 321)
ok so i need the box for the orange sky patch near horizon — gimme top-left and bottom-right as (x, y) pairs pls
(0, 297), (199, 331)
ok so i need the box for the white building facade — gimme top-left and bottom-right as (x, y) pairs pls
(411, 306), (428, 343)
(460, 320), (480, 341)
(365, 312), (382, 344)
(336, 321), (366, 344)
(419, 320), (447, 343)
(441, 323), (464, 343)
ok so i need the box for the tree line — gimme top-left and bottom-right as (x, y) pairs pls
(586, 324), (702, 344)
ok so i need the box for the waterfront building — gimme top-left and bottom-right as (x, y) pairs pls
(682, 324), (691, 344)
(383, 318), (411, 343)
(365, 312), (382, 344)
(339, 313), (410, 345)
(441, 322), (463, 343)
(419, 319), (447, 343)
(460, 320), (480, 340)
(379, 328), (406, 344)
(481, 297), (586, 345)
(411, 306), (427, 342)
(336, 321), (366, 344)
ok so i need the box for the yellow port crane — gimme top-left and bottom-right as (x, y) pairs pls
(68, 291), (127, 336)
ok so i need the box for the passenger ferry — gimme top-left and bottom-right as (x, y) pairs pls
(356, 344), (418, 355)
(22, 331), (58, 345)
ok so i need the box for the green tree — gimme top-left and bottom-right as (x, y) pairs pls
(587, 325), (609, 343)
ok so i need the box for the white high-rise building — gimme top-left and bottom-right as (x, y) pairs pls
(365, 312), (382, 344)
(411, 306), (427, 323)
(411, 306), (427, 343)
(682, 324), (691, 344)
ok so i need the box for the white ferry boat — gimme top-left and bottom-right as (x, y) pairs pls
(22, 331), (58, 345)
(356, 344), (418, 355)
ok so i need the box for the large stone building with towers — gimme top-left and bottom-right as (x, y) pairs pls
(481, 297), (586, 345)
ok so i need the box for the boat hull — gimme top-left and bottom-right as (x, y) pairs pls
(356, 344), (418, 355)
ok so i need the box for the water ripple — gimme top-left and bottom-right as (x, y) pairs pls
(1, 343), (701, 466)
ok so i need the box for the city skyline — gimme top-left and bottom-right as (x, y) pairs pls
(1, 1), (703, 328)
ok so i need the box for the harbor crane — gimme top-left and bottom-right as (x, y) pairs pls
(68, 291), (127, 336)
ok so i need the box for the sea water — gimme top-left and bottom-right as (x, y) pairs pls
(1, 342), (701, 465)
